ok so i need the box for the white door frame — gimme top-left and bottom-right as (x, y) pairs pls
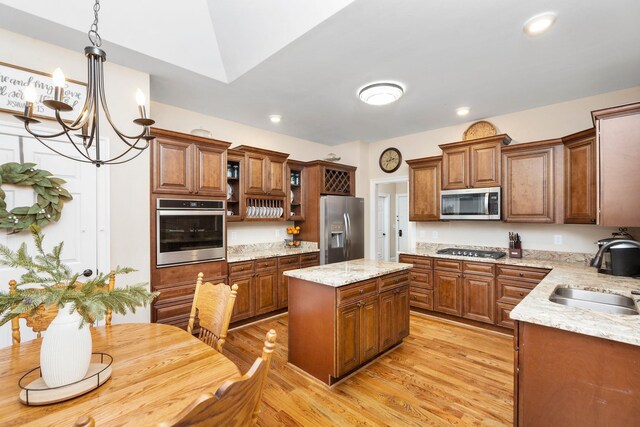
(369, 175), (412, 261)
(377, 192), (391, 261)
(395, 192), (408, 256)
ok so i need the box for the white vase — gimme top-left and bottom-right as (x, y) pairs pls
(40, 302), (92, 387)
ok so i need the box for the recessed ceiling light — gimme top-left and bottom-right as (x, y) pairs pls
(523, 12), (557, 36)
(456, 107), (470, 117)
(358, 82), (404, 106)
(269, 115), (282, 123)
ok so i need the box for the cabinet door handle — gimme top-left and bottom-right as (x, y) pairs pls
(519, 292), (525, 297)
(356, 302), (362, 308)
(519, 273), (525, 277)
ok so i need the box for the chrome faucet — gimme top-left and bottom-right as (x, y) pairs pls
(590, 239), (640, 268)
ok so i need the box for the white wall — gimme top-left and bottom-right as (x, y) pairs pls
(0, 29), (152, 322)
(367, 87), (640, 254)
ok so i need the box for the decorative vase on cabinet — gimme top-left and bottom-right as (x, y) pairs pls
(39, 303), (92, 387)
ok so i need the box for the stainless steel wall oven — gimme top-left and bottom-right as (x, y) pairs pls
(156, 199), (225, 267)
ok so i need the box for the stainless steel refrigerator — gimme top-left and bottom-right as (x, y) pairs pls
(320, 196), (365, 264)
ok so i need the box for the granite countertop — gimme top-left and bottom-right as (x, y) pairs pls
(400, 248), (640, 347)
(227, 247), (319, 263)
(284, 259), (412, 287)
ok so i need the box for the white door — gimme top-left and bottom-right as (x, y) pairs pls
(376, 194), (390, 261)
(397, 194), (409, 253)
(0, 125), (102, 348)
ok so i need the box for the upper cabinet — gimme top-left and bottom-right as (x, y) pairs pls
(226, 149), (244, 221)
(406, 156), (441, 221)
(502, 139), (563, 223)
(562, 128), (596, 224)
(287, 160), (305, 221)
(151, 128), (230, 196)
(592, 103), (640, 227)
(236, 146), (288, 197)
(440, 134), (511, 190)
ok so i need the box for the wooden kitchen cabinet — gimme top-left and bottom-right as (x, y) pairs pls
(277, 255), (301, 309)
(399, 254), (434, 310)
(502, 139), (563, 223)
(462, 275), (494, 324)
(287, 160), (306, 221)
(406, 156), (441, 221)
(439, 134), (511, 190)
(434, 270), (462, 316)
(495, 265), (549, 330)
(151, 128), (230, 196)
(592, 102), (640, 227)
(515, 321), (640, 426)
(336, 296), (379, 377)
(563, 128), (597, 224)
(254, 258), (278, 315)
(236, 145), (289, 197)
(379, 285), (410, 352)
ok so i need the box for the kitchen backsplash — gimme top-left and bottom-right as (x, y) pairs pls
(228, 241), (318, 255)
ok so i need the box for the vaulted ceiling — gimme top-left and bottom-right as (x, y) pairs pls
(1, 0), (639, 145)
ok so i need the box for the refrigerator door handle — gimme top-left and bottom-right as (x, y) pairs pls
(346, 213), (352, 260)
(343, 213), (349, 259)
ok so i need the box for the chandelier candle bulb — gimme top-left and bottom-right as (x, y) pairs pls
(52, 68), (65, 102)
(23, 85), (37, 117)
(135, 89), (147, 118)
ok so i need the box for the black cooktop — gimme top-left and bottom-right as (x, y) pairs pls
(436, 248), (507, 259)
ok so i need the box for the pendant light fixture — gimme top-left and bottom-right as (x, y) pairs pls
(13, 0), (155, 167)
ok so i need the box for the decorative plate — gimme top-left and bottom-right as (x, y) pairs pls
(227, 184), (233, 200)
(463, 120), (497, 141)
(290, 190), (294, 203)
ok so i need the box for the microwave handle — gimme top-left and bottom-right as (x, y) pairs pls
(484, 193), (489, 215)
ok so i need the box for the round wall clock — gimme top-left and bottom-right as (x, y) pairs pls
(379, 147), (402, 173)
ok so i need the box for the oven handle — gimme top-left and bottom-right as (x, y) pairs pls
(157, 210), (225, 216)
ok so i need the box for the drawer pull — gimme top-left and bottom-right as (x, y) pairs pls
(359, 289), (364, 294)
(519, 272), (524, 277)
(519, 292), (525, 297)
(412, 295), (417, 300)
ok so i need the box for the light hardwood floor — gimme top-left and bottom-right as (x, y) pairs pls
(224, 313), (513, 426)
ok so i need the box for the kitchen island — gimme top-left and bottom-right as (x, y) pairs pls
(284, 259), (412, 385)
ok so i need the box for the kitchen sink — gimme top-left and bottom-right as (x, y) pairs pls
(549, 287), (639, 315)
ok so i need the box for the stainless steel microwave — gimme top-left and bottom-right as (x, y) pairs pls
(156, 199), (226, 267)
(440, 187), (501, 220)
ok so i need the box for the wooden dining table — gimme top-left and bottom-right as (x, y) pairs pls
(0, 323), (241, 426)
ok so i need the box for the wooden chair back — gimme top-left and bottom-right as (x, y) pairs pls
(160, 329), (277, 427)
(10, 272), (115, 345)
(187, 272), (238, 352)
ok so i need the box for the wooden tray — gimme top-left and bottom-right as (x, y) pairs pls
(19, 361), (112, 406)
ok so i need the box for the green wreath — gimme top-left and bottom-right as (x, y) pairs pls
(0, 162), (73, 234)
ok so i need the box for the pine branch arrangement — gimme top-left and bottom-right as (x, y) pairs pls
(0, 226), (158, 327)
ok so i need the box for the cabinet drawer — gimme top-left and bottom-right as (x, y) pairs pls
(154, 301), (193, 323)
(228, 261), (255, 276)
(496, 302), (516, 329)
(255, 258), (277, 272)
(300, 252), (320, 266)
(434, 259), (463, 272)
(278, 255), (300, 268)
(410, 289), (433, 310)
(497, 279), (533, 303)
(337, 280), (378, 306)
(496, 265), (549, 283)
(379, 272), (410, 292)
(463, 261), (495, 277)
(399, 254), (433, 270)
(409, 271), (433, 290)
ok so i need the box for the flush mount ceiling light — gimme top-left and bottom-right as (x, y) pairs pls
(13, 0), (154, 166)
(523, 12), (557, 36)
(456, 107), (471, 117)
(269, 115), (282, 123)
(358, 82), (404, 106)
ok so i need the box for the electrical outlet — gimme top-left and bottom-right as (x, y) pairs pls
(230, 231), (238, 242)
(432, 231), (439, 239)
(554, 235), (563, 245)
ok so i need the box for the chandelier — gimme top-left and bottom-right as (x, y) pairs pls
(13, 0), (155, 167)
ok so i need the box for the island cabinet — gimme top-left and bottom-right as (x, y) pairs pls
(150, 128), (230, 197)
(288, 267), (410, 386)
(235, 145), (289, 197)
(406, 156), (441, 221)
(439, 134), (511, 190)
(562, 128), (597, 224)
(502, 139), (564, 223)
(592, 102), (640, 227)
(514, 321), (639, 426)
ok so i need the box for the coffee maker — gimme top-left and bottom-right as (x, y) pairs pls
(595, 228), (640, 277)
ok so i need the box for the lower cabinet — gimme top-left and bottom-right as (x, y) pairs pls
(255, 270), (278, 315)
(434, 270), (463, 316)
(229, 274), (255, 322)
(336, 296), (379, 377)
(288, 270), (410, 385)
(462, 274), (495, 324)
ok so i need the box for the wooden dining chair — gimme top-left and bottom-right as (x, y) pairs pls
(10, 272), (115, 345)
(161, 329), (277, 427)
(187, 272), (238, 353)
